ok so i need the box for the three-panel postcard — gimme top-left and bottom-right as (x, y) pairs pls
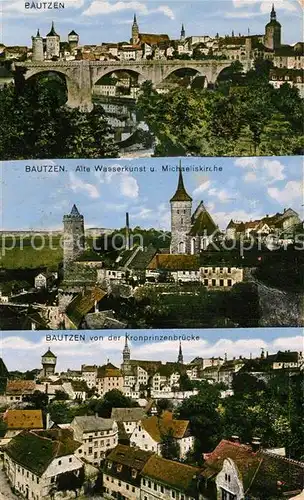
(0, 1), (303, 499)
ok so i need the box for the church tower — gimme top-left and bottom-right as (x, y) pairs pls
(46, 21), (60, 59)
(63, 204), (85, 266)
(132, 14), (139, 45)
(264, 4), (281, 50)
(122, 335), (132, 376)
(180, 24), (185, 41)
(170, 165), (192, 254)
(177, 341), (184, 364)
(41, 348), (57, 377)
(32, 29), (44, 62)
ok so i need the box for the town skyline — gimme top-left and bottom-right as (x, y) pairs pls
(1, 327), (302, 371)
(2, 0), (303, 46)
(2, 156), (303, 232)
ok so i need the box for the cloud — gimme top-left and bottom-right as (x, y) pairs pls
(2, 333), (302, 371)
(120, 173), (139, 198)
(235, 158), (286, 185)
(83, 1), (174, 19)
(95, 167), (139, 199)
(213, 208), (264, 229)
(193, 180), (211, 198)
(69, 172), (99, 199)
(208, 187), (237, 203)
(268, 180), (303, 204)
(232, 0), (297, 12)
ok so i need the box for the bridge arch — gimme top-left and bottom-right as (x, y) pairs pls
(24, 64), (93, 111)
(92, 66), (147, 86)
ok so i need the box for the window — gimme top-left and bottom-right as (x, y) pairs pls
(69, 458), (72, 463)
(132, 469), (137, 478)
(212, 279), (216, 286)
(143, 479), (146, 486)
(227, 279), (232, 287)
(132, 487), (135, 492)
(172, 491), (176, 498)
(204, 279), (208, 286)
(89, 447), (93, 455)
(154, 483), (157, 491)
(117, 464), (122, 472)
(227, 268), (231, 273)
(161, 485), (164, 493)
(220, 279), (224, 286)
(126, 484), (129, 490)
(148, 480), (151, 488)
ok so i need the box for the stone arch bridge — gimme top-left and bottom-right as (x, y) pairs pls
(14, 59), (232, 111)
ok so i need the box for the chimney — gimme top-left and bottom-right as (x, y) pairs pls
(126, 212), (130, 250)
(252, 437), (261, 452)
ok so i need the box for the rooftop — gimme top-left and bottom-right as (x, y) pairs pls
(141, 415), (190, 442)
(4, 410), (43, 430)
(4, 429), (81, 476)
(170, 168), (192, 203)
(142, 454), (200, 492)
(72, 415), (114, 432)
(111, 407), (146, 422)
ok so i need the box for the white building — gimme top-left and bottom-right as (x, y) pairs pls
(130, 413), (194, 459)
(70, 415), (118, 466)
(3, 429), (83, 500)
(111, 407), (146, 436)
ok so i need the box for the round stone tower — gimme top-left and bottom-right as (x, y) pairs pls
(68, 30), (79, 53)
(32, 29), (44, 62)
(41, 348), (57, 377)
(63, 204), (85, 266)
(170, 166), (192, 254)
(264, 4), (281, 50)
(46, 21), (60, 60)
(131, 14), (139, 45)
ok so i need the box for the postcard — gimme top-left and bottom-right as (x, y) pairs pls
(1, 156), (303, 330)
(0, 327), (303, 499)
(0, 0), (303, 159)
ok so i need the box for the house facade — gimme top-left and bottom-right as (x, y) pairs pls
(70, 415), (118, 466)
(3, 429), (83, 500)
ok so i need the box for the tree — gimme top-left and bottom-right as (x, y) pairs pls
(259, 112), (295, 155)
(160, 427), (180, 460)
(24, 390), (48, 410)
(0, 75), (118, 160)
(232, 125), (256, 156)
(88, 389), (138, 418)
(232, 373), (266, 395)
(175, 383), (222, 455)
(179, 373), (194, 391)
(48, 401), (72, 424)
(54, 389), (70, 401)
(156, 399), (174, 416)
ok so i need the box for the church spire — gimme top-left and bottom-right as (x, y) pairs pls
(178, 341), (184, 364)
(270, 3), (276, 20)
(123, 334), (130, 363)
(170, 162), (192, 202)
(180, 23), (185, 40)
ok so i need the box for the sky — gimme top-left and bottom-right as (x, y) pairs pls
(1, 0), (303, 47)
(0, 327), (303, 371)
(1, 156), (303, 232)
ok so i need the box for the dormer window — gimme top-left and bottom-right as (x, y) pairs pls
(107, 461), (112, 469)
(131, 469), (137, 478)
(117, 464), (122, 472)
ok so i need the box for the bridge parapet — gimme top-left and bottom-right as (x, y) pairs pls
(14, 58), (232, 110)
